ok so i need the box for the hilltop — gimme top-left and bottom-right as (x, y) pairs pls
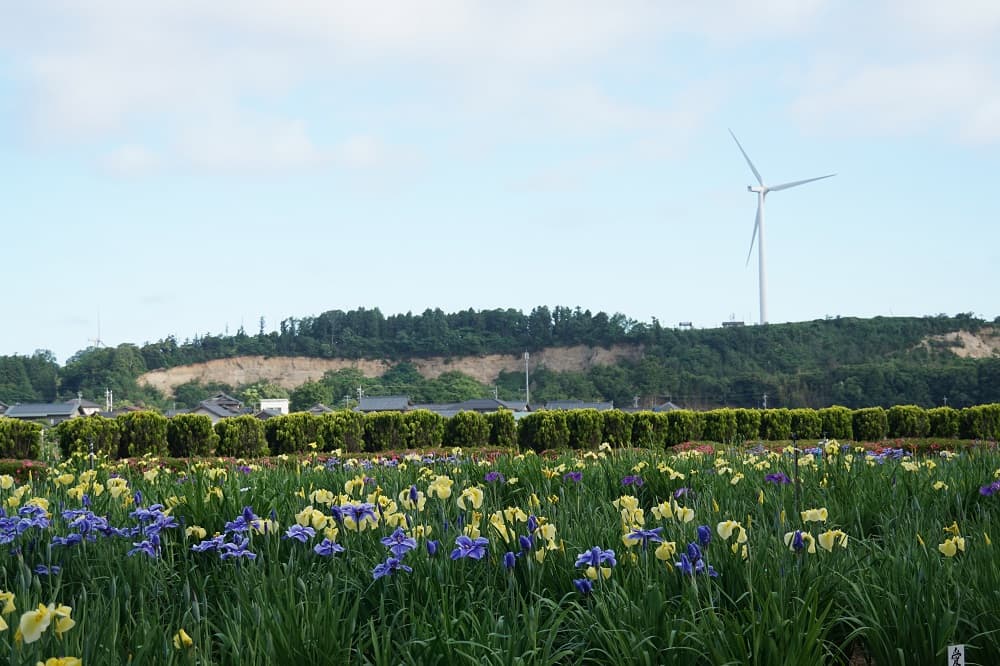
(2, 307), (999, 411)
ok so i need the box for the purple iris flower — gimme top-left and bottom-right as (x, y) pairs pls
(980, 481), (1000, 496)
(626, 527), (664, 548)
(573, 578), (594, 595)
(426, 540), (440, 556)
(526, 515), (538, 534)
(314, 538), (346, 557)
(673, 487), (692, 500)
(621, 475), (644, 487)
(675, 541), (718, 577)
(128, 539), (158, 558)
(451, 535), (490, 560)
(790, 530), (806, 552)
(765, 473), (792, 485)
(575, 546), (617, 569)
(372, 557), (412, 580)
(219, 537), (256, 560)
(563, 471), (583, 483)
(696, 525), (712, 547)
(485, 471), (505, 484)
(225, 506), (260, 533)
(503, 551), (517, 569)
(380, 527), (418, 557)
(34, 565), (61, 576)
(518, 535), (534, 552)
(341, 503), (378, 525)
(191, 535), (226, 552)
(284, 525), (316, 543)
(52, 534), (84, 547)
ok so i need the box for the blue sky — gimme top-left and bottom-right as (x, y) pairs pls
(2, 2), (999, 363)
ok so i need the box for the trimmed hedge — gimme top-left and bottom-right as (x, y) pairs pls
(364, 412), (407, 452)
(0, 418), (42, 459)
(517, 411), (570, 452)
(959, 403), (1000, 440)
(316, 411), (365, 452)
(601, 410), (632, 448)
(819, 406), (853, 440)
(631, 412), (666, 449)
(167, 414), (218, 458)
(54, 416), (121, 458)
(445, 411), (490, 449)
(118, 411), (169, 458)
(789, 409), (822, 439)
(405, 410), (445, 449)
(853, 407), (888, 442)
(928, 407), (960, 438)
(761, 409), (792, 441)
(887, 405), (930, 438)
(565, 409), (603, 450)
(265, 413), (321, 454)
(215, 416), (268, 457)
(702, 409), (737, 444)
(485, 410), (517, 449)
(734, 409), (763, 443)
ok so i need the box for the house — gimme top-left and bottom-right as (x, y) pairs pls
(188, 393), (247, 424)
(653, 401), (682, 412)
(0, 401), (7, 415)
(3, 400), (85, 425)
(356, 396), (412, 413)
(73, 398), (102, 417)
(409, 398), (530, 419)
(259, 398), (289, 415)
(254, 408), (284, 420)
(544, 400), (614, 411)
(306, 403), (333, 415)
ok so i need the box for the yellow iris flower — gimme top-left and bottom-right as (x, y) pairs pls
(817, 530), (848, 552)
(938, 536), (966, 557)
(800, 508), (828, 523)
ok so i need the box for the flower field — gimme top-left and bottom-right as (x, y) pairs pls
(1, 441), (999, 665)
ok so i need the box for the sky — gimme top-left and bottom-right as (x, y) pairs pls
(2, 1), (999, 364)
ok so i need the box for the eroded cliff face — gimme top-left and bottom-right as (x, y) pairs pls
(916, 329), (1000, 359)
(137, 344), (645, 396)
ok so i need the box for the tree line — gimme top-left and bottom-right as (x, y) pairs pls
(1, 309), (998, 411)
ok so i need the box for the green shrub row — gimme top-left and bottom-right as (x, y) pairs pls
(9, 402), (1000, 460)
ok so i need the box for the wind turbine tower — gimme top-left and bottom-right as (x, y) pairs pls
(729, 130), (834, 325)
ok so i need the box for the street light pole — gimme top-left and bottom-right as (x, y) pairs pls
(524, 351), (530, 407)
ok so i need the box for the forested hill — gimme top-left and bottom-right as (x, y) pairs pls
(1, 308), (999, 411)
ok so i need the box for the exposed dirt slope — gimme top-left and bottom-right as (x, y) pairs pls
(137, 344), (645, 396)
(917, 328), (1000, 359)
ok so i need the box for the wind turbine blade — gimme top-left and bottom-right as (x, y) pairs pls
(729, 129), (764, 186)
(769, 174), (836, 192)
(745, 202), (761, 267)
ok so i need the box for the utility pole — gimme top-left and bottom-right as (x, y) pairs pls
(524, 351), (530, 407)
(762, 393), (768, 409)
(357, 386), (365, 403)
(943, 396), (948, 406)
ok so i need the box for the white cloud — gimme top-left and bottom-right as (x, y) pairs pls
(792, 60), (992, 134)
(101, 143), (160, 175)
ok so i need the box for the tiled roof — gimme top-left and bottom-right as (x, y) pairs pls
(356, 396), (411, 412)
(544, 400), (614, 411)
(3, 402), (81, 418)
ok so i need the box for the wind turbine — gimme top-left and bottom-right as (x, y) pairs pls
(729, 130), (834, 325)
